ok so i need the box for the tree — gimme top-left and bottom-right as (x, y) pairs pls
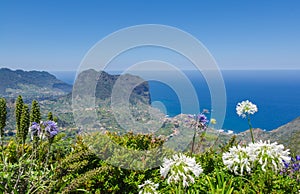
(0, 98), (7, 142)
(19, 104), (30, 144)
(47, 112), (53, 121)
(15, 95), (24, 131)
(30, 100), (41, 124)
(53, 116), (58, 123)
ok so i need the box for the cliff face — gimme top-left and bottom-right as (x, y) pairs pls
(71, 69), (152, 130)
(73, 69), (151, 105)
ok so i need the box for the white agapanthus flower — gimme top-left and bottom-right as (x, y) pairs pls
(222, 140), (291, 176)
(138, 180), (159, 194)
(222, 145), (252, 176)
(247, 140), (291, 172)
(236, 100), (258, 118)
(160, 153), (203, 187)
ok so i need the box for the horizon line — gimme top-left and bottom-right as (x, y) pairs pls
(1, 66), (300, 72)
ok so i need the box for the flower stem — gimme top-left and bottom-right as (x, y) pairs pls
(190, 128), (196, 156)
(247, 115), (255, 143)
(46, 140), (52, 165)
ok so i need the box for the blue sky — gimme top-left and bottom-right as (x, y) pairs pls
(0, 0), (300, 71)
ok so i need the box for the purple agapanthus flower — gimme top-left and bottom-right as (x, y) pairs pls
(43, 121), (59, 138)
(29, 122), (41, 140)
(283, 160), (289, 168)
(293, 163), (299, 171)
(197, 114), (208, 124)
(281, 156), (300, 178)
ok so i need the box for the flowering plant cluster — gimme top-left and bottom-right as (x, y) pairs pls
(248, 140), (290, 172)
(29, 120), (59, 141)
(236, 100), (258, 118)
(187, 112), (209, 133)
(138, 153), (203, 193)
(223, 140), (290, 176)
(282, 155), (300, 182)
(236, 100), (258, 143)
(222, 145), (252, 176)
(138, 180), (159, 194)
(187, 111), (209, 155)
(160, 153), (203, 187)
(29, 122), (41, 140)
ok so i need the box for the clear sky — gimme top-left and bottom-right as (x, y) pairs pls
(1, 0), (300, 71)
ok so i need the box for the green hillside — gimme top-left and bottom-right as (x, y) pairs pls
(0, 68), (72, 100)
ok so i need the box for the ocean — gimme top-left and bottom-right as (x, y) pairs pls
(51, 70), (300, 133)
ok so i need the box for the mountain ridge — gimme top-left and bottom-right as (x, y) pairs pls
(0, 68), (72, 100)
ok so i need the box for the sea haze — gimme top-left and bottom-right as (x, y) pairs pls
(51, 70), (300, 133)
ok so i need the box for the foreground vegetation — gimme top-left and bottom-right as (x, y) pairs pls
(0, 97), (300, 193)
(1, 131), (300, 193)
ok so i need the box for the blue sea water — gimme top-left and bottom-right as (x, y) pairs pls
(51, 70), (300, 133)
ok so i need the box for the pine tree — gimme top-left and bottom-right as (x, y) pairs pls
(30, 100), (41, 124)
(47, 111), (53, 121)
(0, 98), (7, 140)
(20, 104), (30, 144)
(15, 95), (24, 131)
